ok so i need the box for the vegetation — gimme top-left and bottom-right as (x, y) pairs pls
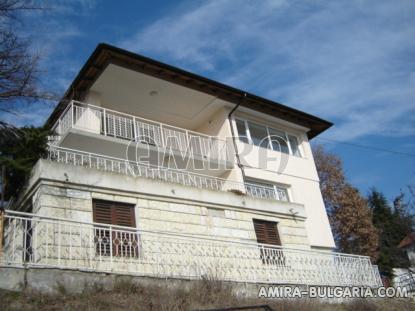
(0, 126), (51, 201)
(313, 145), (415, 282)
(0, 280), (413, 311)
(369, 189), (414, 279)
(0, 0), (54, 122)
(313, 145), (379, 260)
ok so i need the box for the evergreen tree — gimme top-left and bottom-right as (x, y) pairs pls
(0, 126), (51, 201)
(368, 189), (414, 279)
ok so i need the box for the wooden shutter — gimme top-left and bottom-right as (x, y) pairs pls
(93, 200), (112, 224)
(93, 200), (135, 227)
(253, 219), (281, 246)
(253, 219), (284, 266)
(113, 202), (136, 227)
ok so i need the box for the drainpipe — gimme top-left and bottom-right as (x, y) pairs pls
(228, 93), (247, 183)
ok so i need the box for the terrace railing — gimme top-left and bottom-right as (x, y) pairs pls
(52, 101), (229, 163)
(46, 146), (286, 202)
(1, 211), (382, 287)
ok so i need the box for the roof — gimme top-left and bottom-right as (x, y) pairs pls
(45, 43), (333, 139)
(398, 232), (415, 248)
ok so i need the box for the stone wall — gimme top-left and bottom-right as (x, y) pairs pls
(31, 183), (310, 249)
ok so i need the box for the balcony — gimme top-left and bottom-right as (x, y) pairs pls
(1, 210), (382, 287)
(52, 101), (231, 167)
(46, 146), (289, 202)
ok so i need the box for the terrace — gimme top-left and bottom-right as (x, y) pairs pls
(1, 210), (382, 287)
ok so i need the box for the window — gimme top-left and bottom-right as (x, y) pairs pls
(234, 118), (302, 157)
(288, 135), (301, 157)
(247, 122), (269, 148)
(93, 199), (138, 258)
(268, 128), (289, 154)
(235, 119), (249, 144)
(245, 179), (290, 202)
(253, 219), (285, 266)
(253, 219), (281, 245)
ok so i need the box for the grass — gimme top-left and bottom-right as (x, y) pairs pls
(0, 280), (413, 311)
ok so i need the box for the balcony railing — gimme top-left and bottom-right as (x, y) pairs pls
(1, 211), (382, 287)
(52, 101), (229, 162)
(46, 146), (286, 202)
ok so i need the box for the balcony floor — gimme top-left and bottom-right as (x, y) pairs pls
(59, 128), (233, 177)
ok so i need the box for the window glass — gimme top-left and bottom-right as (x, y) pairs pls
(288, 135), (301, 157)
(267, 127), (289, 154)
(248, 122), (269, 148)
(235, 119), (249, 143)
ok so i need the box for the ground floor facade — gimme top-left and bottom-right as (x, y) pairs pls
(0, 159), (381, 287)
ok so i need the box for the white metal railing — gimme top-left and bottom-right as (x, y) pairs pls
(46, 146), (285, 202)
(394, 271), (415, 292)
(52, 100), (229, 162)
(1, 211), (382, 287)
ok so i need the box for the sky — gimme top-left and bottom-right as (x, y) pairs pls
(1, 0), (414, 202)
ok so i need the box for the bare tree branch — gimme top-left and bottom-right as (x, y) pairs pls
(0, 0), (55, 118)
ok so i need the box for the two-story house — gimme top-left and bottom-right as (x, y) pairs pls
(1, 44), (381, 287)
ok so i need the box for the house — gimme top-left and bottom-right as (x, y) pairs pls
(0, 44), (381, 288)
(398, 232), (415, 266)
(393, 233), (415, 292)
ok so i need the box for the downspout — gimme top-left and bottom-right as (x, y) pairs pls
(228, 93), (247, 183)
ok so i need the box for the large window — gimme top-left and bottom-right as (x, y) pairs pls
(93, 199), (139, 258)
(235, 118), (302, 157)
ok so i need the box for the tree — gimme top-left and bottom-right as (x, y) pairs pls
(0, 126), (51, 202)
(0, 0), (54, 123)
(313, 145), (379, 260)
(368, 189), (413, 279)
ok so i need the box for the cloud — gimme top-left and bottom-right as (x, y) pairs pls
(120, 0), (415, 141)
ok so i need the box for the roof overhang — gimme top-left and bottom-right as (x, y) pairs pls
(45, 43), (333, 139)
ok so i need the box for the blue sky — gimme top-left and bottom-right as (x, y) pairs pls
(2, 0), (415, 202)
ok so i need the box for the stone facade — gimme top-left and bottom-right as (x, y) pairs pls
(31, 181), (310, 250)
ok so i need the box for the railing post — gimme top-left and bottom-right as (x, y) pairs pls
(133, 116), (137, 141)
(103, 108), (107, 136)
(71, 101), (74, 128)
(109, 225), (113, 271)
(338, 254), (346, 286)
(58, 119), (62, 136)
(0, 210), (4, 256)
(160, 123), (164, 148)
(185, 129), (192, 158)
(369, 260), (378, 287)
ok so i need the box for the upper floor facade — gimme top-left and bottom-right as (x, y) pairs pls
(45, 44), (335, 250)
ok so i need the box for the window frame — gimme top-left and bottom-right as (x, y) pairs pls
(234, 117), (302, 157)
(92, 199), (139, 258)
(245, 178), (290, 202)
(253, 219), (285, 266)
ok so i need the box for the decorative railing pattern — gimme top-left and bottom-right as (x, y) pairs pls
(52, 101), (229, 162)
(47, 146), (285, 202)
(394, 272), (415, 292)
(1, 211), (382, 287)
